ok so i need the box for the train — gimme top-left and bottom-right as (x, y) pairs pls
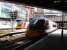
(26, 16), (58, 39)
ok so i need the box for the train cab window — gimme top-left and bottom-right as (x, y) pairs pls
(53, 25), (56, 27)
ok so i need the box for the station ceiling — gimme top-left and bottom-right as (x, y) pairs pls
(3, 0), (67, 12)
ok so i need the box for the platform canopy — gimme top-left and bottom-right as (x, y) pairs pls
(1, 0), (67, 12)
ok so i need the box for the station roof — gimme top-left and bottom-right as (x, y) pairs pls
(4, 0), (67, 12)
